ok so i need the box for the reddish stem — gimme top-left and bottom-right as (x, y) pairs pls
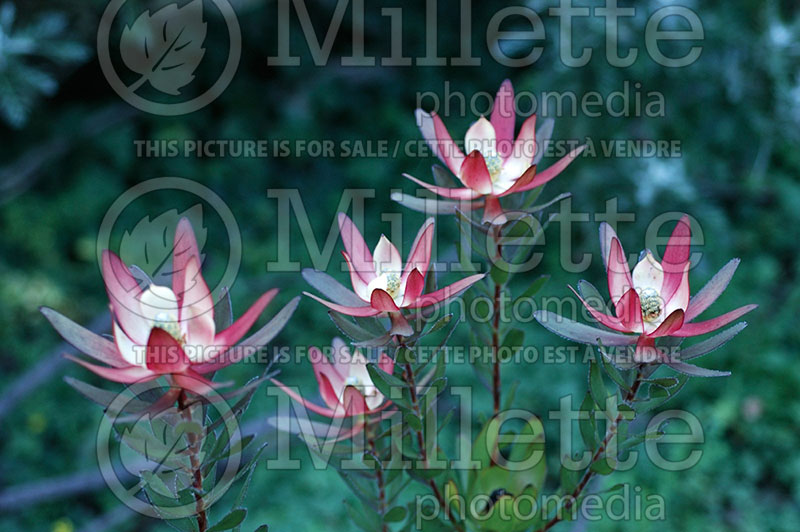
(367, 418), (388, 532)
(492, 282), (502, 415)
(402, 360), (464, 532)
(535, 369), (644, 532)
(178, 391), (207, 532)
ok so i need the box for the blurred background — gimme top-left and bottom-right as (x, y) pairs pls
(1, 0), (799, 530)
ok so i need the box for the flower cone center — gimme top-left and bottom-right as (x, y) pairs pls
(485, 154), (503, 181)
(639, 288), (663, 322)
(153, 312), (184, 343)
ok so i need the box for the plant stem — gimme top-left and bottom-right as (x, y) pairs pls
(492, 281), (502, 415)
(178, 391), (208, 532)
(367, 417), (388, 532)
(402, 360), (464, 532)
(489, 222), (505, 417)
(535, 368), (645, 532)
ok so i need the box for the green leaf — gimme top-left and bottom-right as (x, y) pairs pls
(444, 480), (461, 515)
(64, 376), (143, 410)
(343, 499), (382, 532)
(501, 380), (519, 411)
(500, 328), (524, 362)
(576, 280), (611, 314)
(490, 262), (509, 285)
(406, 412), (423, 432)
(646, 377), (679, 389)
(618, 429), (665, 453)
(560, 462), (581, 495)
(648, 385), (669, 400)
(588, 361), (608, 410)
(618, 404), (635, 421)
(366, 362), (407, 399)
(395, 346), (416, 365)
(519, 275), (550, 299)
(422, 314), (453, 337)
(206, 509), (247, 532)
(302, 269), (363, 306)
(676, 322), (747, 361)
(384, 506), (407, 523)
(454, 238), (479, 275)
(391, 192), (461, 215)
(425, 264), (438, 295)
(519, 179), (546, 210)
(141, 472), (197, 528)
(667, 360), (731, 378)
(432, 164), (457, 187)
(634, 375), (689, 414)
(597, 346), (631, 393)
(579, 392), (597, 450)
(590, 459), (614, 475)
(328, 311), (382, 342)
(214, 288), (234, 332)
(232, 469), (257, 531)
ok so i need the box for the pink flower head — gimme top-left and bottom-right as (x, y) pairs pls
(578, 215), (757, 363)
(407, 79), (585, 224)
(44, 218), (280, 396)
(304, 213), (485, 335)
(271, 338), (394, 420)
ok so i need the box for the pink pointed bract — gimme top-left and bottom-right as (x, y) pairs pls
(579, 215), (757, 362)
(303, 214), (485, 334)
(44, 218), (280, 395)
(407, 79), (585, 224)
(271, 338), (394, 421)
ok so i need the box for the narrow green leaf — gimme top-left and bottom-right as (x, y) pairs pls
(588, 361), (607, 410)
(384, 506), (407, 523)
(343, 499), (382, 532)
(520, 275), (550, 300)
(407, 412), (422, 432)
(490, 263), (509, 285)
(366, 363), (407, 398)
(597, 346), (631, 393)
(206, 509), (247, 532)
(432, 164), (457, 187)
(579, 392), (597, 450)
(590, 459), (614, 475)
(560, 462), (581, 495)
(213, 288), (234, 332)
(328, 311), (380, 342)
(500, 328), (524, 361)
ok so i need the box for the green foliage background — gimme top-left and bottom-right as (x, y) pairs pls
(0, 0), (799, 531)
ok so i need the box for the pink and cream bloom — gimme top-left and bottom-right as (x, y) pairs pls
(574, 216), (757, 363)
(406, 79), (585, 224)
(304, 214), (485, 335)
(43, 218), (281, 396)
(271, 338), (394, 421)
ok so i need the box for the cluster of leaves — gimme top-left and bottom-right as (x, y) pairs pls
(3, 0), (798, 530)
(302, 267), (454, 530)
(63, 290), (272, 532)
(0, 2), (88, 127)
